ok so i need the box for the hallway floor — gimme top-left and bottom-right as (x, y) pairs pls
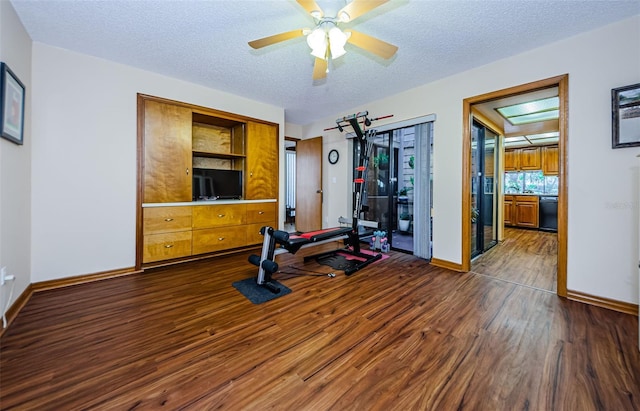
(471, 227), (557, 292)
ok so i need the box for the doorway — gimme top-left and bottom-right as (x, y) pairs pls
(351, 121), (433, 258)
(462, 75), (568, 296)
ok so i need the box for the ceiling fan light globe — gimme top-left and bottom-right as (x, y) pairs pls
(328, 27), (348, 59)
(307, 27), (326, 48)
(330, 44), (346, 59)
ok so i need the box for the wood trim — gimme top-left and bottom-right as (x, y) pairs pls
(136, 94), (145, 271)
(137, 93), (278, 126)
(567, 289), (639, 316)
(0, 284), (33, 337)
(32, 267), (142, 292)
(462, 74), (569, 297)
(430, 258), (464, 272)
(556, 75), (568, 297)
(471, 107), (504, 136)
(461, 100), (472, 272)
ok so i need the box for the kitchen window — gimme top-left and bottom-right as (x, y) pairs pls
(505, 171), (558, 194)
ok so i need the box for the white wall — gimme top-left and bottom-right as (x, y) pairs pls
(304, 16), (640, 305)
(0, 0), (31, 325)
(30, 43), (285, 282)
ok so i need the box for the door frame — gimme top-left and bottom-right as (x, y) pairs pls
(461, 74), (568, 297)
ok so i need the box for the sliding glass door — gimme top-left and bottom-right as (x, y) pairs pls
(471, 120), (498, 258)
(351, 122), (432, 258)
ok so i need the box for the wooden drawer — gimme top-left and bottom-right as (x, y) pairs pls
(192, 227), (247, 254)
(246, 223), (271, 245)
(192, 204), (246, 228)
(143, 231), (192, 263)
(246, 202), (276, 224)
(143, 206), (192, 234)
(514, 195), (539, 203)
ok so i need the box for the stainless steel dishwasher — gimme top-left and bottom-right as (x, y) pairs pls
(539, 196), (558, 232)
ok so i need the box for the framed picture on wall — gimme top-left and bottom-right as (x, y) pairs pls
(0, 62), (25, 145)
(612, 83), (640, 149)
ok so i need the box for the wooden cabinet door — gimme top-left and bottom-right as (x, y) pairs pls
(143, 100), (193, 203)
(504, 149), (519, 171)
(519, 147), (541, 170)
(504, 196), (514, 226)
(515, 197), (539, 228)
(542, 145), (559, 175)
(245, 122), (278, 200)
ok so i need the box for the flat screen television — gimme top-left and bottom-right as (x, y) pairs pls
(193, 168), (243, 200)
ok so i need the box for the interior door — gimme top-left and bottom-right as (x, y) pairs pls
(296, 136), (323, 232)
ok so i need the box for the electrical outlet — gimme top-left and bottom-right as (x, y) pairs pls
(1, 267), (6, 286)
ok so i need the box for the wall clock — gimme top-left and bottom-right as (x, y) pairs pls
(328, 149), (339, 164)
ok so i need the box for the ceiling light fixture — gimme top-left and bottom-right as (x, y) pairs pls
(306, 20), (350, 61)
(248, 0), (397, 80)
(496, 97), (560, 126)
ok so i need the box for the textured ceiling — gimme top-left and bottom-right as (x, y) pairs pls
(10, 0), (640, 126)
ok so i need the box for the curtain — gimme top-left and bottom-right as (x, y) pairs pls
(285, 151), (296, 208)
(413, 122), (432, 259)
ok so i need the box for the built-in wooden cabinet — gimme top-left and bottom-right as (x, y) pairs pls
(542, 145), (559, 175)
(142, 206), (193, 263)
(245, 121), (278, 199)
(504, 147), (541, 171)
(138, 94), (279, 267)
(504, 195), (539, 228)
(143, 101), (193, 203)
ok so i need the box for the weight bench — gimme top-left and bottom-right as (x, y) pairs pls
(248, 226), (382, 293)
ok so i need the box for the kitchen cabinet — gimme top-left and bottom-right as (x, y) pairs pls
(504, 195), (539, 228)
(504, 149), (519, 171)
(504, 196), (514, 225)
(542, 145), (559, 175)
(504, 147), (541, 171)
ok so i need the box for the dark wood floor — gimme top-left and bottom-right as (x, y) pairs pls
(1, 244), (638, 410)
(472, 227), (557, 292)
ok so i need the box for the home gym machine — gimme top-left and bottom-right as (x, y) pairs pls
(248, 111), (391, 293)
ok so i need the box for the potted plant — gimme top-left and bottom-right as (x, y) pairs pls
(373, 152), (389, 169)
(398, 212), (411, 232)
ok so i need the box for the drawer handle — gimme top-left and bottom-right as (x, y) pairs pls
(258, 211), (264, 215)
(164, 244), (174, 248)
(164, 218), (174, 222)
(218, 214), (225, 218)
(218, 237), (225, 241)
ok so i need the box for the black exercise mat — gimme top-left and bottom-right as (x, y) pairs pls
(316, 254), (362, 271)
(232, 277), (292, 304)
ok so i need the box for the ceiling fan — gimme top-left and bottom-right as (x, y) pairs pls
(248, 0), (398, 80)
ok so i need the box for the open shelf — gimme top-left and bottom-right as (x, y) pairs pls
(192, 151), (246, 160)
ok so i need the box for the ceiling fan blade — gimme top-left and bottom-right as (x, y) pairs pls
(337, 0), (388, 22)
(248, 29), (305, 49)
(345, 30), (398, 59)
(297, 0), (324, 18)
(312, 58), (327, 80)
